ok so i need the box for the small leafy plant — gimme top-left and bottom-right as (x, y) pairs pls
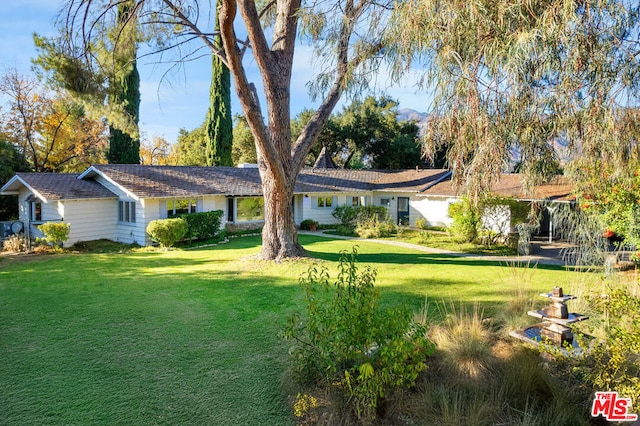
(38, 222), (70, 248)
(283, 247), (434, 423)
(146, 218), (188, 248)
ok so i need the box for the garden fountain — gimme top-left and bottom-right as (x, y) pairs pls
(510, 286), (589, 352)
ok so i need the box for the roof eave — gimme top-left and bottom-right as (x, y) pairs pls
(0, 175), (49, 202)
(80, 165), (140, 201)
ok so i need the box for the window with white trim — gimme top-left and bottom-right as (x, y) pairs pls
(351, 196), (361, 206)
(317, 196), (333, 208)
(118, 201), (136, 223)
(379, 198), (391, 208)
(167, 198), (197, 217)
(30, 201), (42, 222)
(236, 197), (264, 222)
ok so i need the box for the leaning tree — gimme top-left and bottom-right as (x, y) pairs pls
(63, 0), (391, 260)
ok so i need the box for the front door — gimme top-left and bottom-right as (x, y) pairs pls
(397, 197), (410, 226)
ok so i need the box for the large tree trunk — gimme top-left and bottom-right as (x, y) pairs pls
(258, 166), (305, 261)
(216, 0), (367, 260)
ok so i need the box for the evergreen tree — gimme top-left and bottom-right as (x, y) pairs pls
(107, 1), (140, 164)
(205, 3), (233, 167)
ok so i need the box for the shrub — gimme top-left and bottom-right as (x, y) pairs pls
(448, 198), (480, 243)
(38, 222), (70, 247)
(332, 205), (359, 227)
(146, 218), (188, 248)
(576, 285), (639, 406)
(332, 205), (388, 228)
(335, 225), (356, 236)
(355, 216), (397, 238)
(2, 234), (28, 253)
(283, 248), (434, 423)
(179, 210), (224, 241)
(299, 219), (319, 230)
(415, 217), (428, 230)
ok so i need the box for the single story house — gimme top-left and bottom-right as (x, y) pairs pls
(0, 164), (573, 247)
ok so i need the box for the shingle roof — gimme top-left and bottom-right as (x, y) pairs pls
(313, 146), (338, 169)
(3, 165), (573, 202)
(8, 173), (117, 201)
(420, 174), (574, 201)
(91, 164), (263, 198)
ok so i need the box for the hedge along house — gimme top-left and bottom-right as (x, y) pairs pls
(1, 164), (572, 247)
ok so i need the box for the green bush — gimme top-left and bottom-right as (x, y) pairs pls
(179, 210), (224, 241)
(415, 217), (428, 230)
(573, 285), (639, 406)
(332, 205), (359, 227)
(146, 218), (188, 248)
(448, 198), (480, 243)
(38, 222), (71, 247)
(355, 216), (397, 238)
(299, 219), (319, 230)
(283, 248), (434, 422)
(335, 225), (357, 236)
(332, 205), (388, 228)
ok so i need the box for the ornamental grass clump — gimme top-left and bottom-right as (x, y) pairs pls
(283, 247), (434, 423)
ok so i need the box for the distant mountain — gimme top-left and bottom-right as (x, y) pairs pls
(396, 108), (429, 136)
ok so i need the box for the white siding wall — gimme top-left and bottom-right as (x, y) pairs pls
(481, 205), (511, 236)
(294, 195), (304, 224)
(300, 193), (371, 225)
(17, 188), (63, 241)
(62, 199), (118, 245)
(372, 192), (428, 227)
(411, 196), (457, 228)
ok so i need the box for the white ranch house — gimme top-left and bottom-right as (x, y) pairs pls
(1, 164), (573, 247)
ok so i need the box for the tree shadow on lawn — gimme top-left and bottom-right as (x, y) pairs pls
(305, 247), (565, 271)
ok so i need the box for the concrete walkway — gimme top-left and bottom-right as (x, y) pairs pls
(299, 231), (570, 266)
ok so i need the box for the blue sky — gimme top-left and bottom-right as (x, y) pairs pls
(0, 1), (430, 144)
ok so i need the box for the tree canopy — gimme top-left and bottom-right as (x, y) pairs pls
(34, 0), (141, 164)
(297, 96), (422, 169)
(0, 69), (107, 173)
(388, 0), (640, 199)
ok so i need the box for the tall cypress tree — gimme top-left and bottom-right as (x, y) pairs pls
(107, 0), (140, 164)
(205, 2), (233, 167)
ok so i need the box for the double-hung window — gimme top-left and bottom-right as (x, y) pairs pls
(118, 200), (136, 223)
(317, 196), (333, 208)
(167, 198), (197, 217)
(30, 201), (42, 222)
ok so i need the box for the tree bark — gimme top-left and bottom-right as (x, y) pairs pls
(258, 168), (305, 260)
(216, 0), (377, 260)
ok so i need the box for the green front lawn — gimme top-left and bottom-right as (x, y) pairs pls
(0, 235), (574, 424)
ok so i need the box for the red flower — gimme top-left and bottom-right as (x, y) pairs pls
(602, 229), (614, 238)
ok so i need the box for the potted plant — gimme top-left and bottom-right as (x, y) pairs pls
(300, 219), (319, 231)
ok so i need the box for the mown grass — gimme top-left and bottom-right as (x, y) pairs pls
(389, 228), (517, 255)
(0, 235), (578, 424)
